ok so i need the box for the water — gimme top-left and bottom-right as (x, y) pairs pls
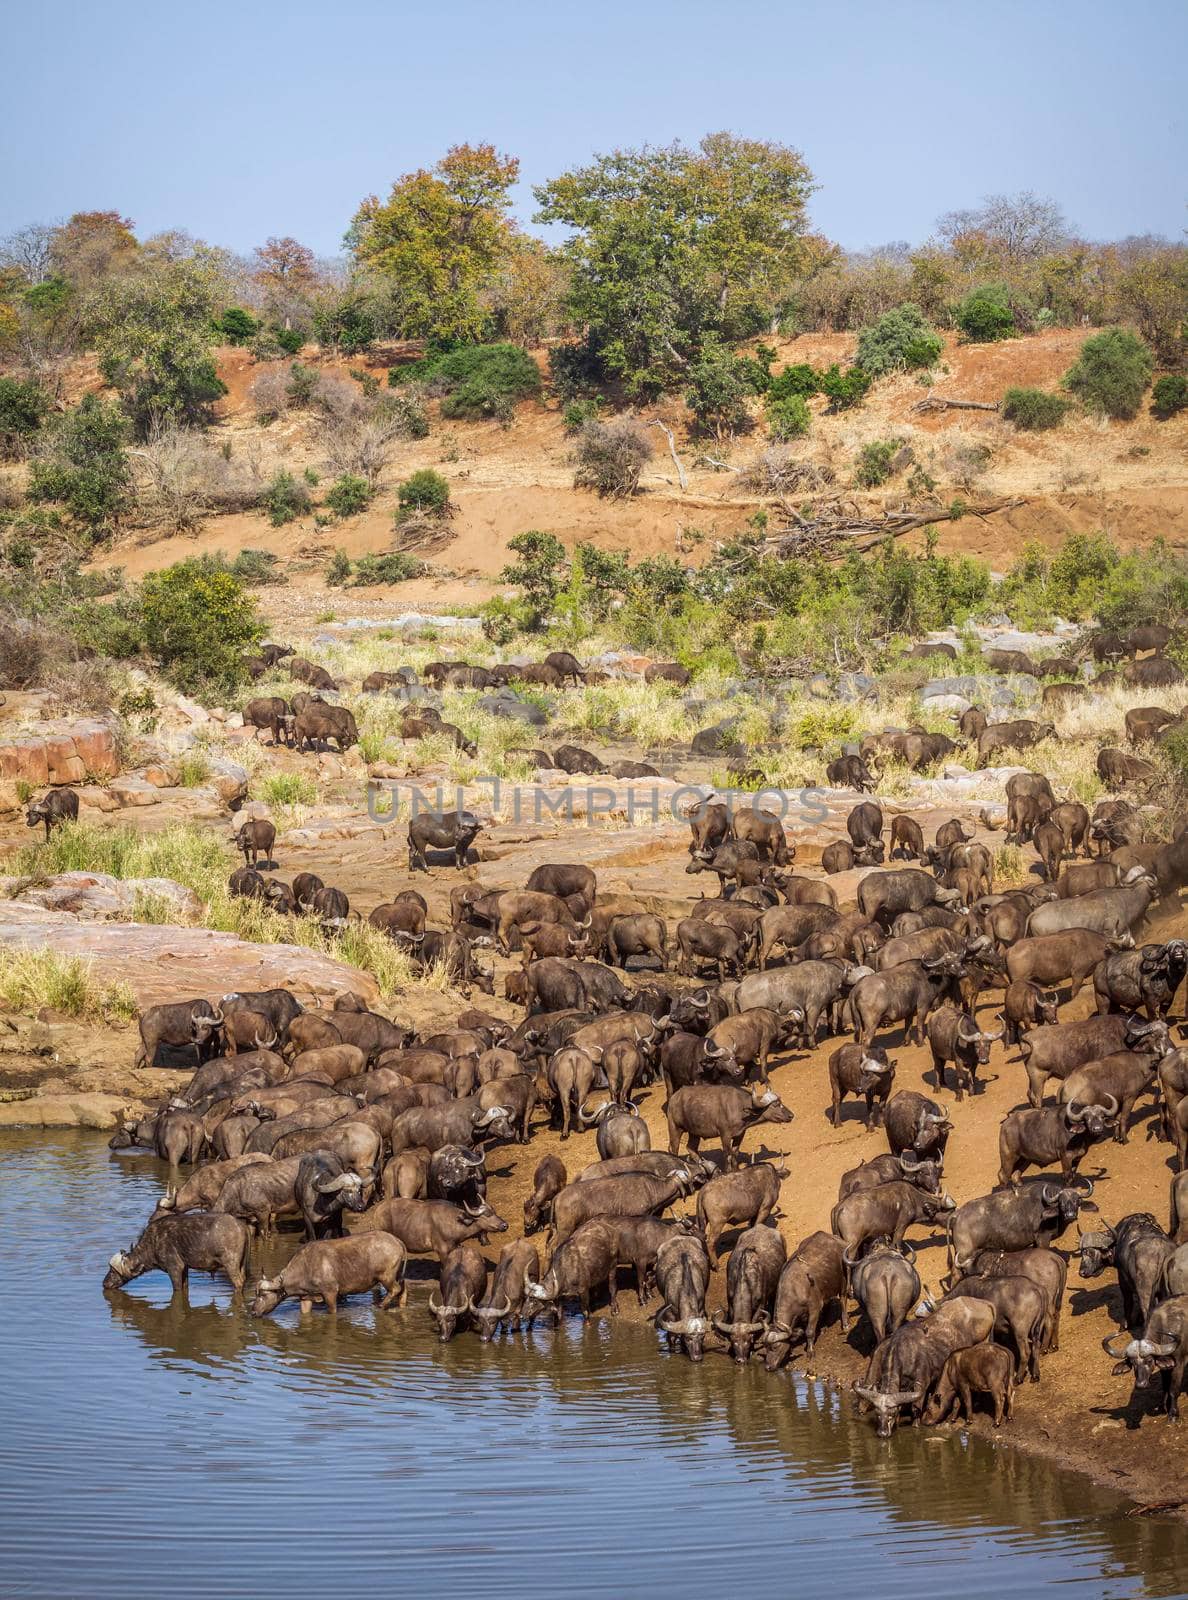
(1, 1131), (1184, 1599)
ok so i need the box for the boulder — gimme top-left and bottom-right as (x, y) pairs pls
(107, 777), (160, 808)
(0, 872), (203, 923)
(691, 720), (741, 756)
(0, 720), (118, 788)
(205, 757), (249, 810)
(922, 694), (973, 715)
(837, 673), (877, 703)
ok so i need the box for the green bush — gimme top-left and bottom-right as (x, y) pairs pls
(547, 340), (605, 399)
(286, 362), (320, 407)
(500, 530), (567, 611)
(1002, 387), (1071, 431)
(393, 343), (541, 422)
(312, 297), (375, 355)
(994, 531), (1188, 630)
(326, 548), (352, 586)
(263, 470), (312, 527)
(351, 552), (425, 585)
(562, 397), (603, 434)
(767, 363), (819, 401)
(140, 557), (262, 693)
(956, 283), (1016, 342)
(0, 378), (50, 458)
(765, 392), (811, 440)
(854, 438), (904, 488)
(218, 308), (259, 345)
(273, 325), (306, 356)
(684, 342), (756, 437)
(1064, 327), (1154, 420)
(396, 468), (451, 522)
(27, 395), (130, 534)
(818, 363), (872, 411)
(855, 304), (943, 376)
(326, 474), (372, 518)
(1151, 374), (1188, 420)
(228, 548), (286, 586)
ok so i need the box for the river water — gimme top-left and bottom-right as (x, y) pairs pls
(1, 1130), (1184, 1599)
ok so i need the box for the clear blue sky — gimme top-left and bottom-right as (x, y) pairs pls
(3, 0), (1184, 256)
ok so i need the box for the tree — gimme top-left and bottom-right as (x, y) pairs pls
(1116, 248), (1188, 364)
(140, 557), (262, 693)
(350, 144), (519, 343)
(0, 377), (49, 457)
(855, 303), (943, 374)
(535, 133), (816, 397)
(937, 192), (1070, 269)
(27, 393), (130, 532)
(0, 222), (56, 285)
(484, 233), (570, 347)
(93, 257), (228, 435)
(49, 210), (138, 287)
(1064, 328), (1154, 419)
(685, 341), (756, 438)
(253, 235), (318, 329)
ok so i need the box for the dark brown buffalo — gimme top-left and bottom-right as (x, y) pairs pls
(524, 1218), (621, 1319)
(1000, 979), (1058, 1045)
(25, 786), (80, 841)
(294, 702), (358, 753)
(838, 1151), (942, 1201)
(926, 1005), (1001, 1100)
(997, 1101), (1116, 1186)
(472, 1238), (542, 1340)
(665, 1084), (792, 1170)
(654, 1233), (713, 1361)
(923, 1343), (1015, 1426)
(135, 999), (224, 1070)
(548, 1170), (692, 1252)
(407, 808), (482, 872)
(882, 1090), (951, 1158)
(854, 1295), (996, 1435)
(243, 696), (293, 745)
(1006, 929), (1117, 1001)
(948, 1178), (1094, 1276)
(368, 1196), (507, 1262)
(763, 1231), (847, 1366)
(1019, 1012), (1160, 1106)
(252, 1232), (407, 1315)
(710, 1225), (785, 1363)
(696, 1162), (786, 1262)
(828, 1042), (896, 1127)
(235, 819), (276, 869)
(104, 1213), (251, 1295)
(847, 1240), (921, 1343)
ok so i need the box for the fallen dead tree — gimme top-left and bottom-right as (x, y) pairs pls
(763, 496), (1027, 558)
(912, 395), (1000, 414)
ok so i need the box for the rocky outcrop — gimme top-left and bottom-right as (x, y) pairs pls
(0, 720), (119, 805)
(0, 872), (204, 922)
(0, 910), (379, 1008)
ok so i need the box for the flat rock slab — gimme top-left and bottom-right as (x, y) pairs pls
(0, 915), (378, 1007)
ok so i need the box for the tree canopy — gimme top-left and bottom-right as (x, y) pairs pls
(349, 144), (519, 343)
(534, 133), (816, 397)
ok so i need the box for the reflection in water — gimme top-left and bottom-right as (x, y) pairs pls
(0, 1130), (1184, 1598)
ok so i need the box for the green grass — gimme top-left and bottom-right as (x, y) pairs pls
(15, 821), (416, 998)
(254, 771), (319, 807)
(0, 947), (138, 1022)
(176, 751), (212, 788)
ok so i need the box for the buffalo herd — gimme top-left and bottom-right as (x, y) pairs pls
(90, 629), (1188, 1441)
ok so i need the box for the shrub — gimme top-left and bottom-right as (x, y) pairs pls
(818, 363), (872, 411)
(573, 419), (653, 498)
(684, 342), (756, 438)
(1151, 374), (1188, 421)
(1002, 387), (1071, 431)
(767, 363), (819, 401)
(0, 378), (50, 458)
(256, 771), (318, 807)
(765, 392), (811, 440)
(129, 423), (263, 532)
(351, 551), (425, 585)
(547, 340), (605, 399)
(218, 307), (258, 345)
(326, 473), (372, 518)
(562, 397), (602, 434)
(312, 297), (375, 355)
(855, 304), (943, 376)
(395, 468), (450, 522)
(139, 557), (262, 693)
(263, 470), (311, 526)
(956, 283), (1016, 342)
(499, 530), (567, 611)
(272, 325), (305, 356)
(286, 362), (320, 407)
(228, 548), (286, 585)
(854, 438), (903, 488)
(1064, 328), (1154, 420)
(27, 394), (130, 533)
(393, 343), (541, 422)
(0, 947), (137, 1023)
(325, 548), (352, 586)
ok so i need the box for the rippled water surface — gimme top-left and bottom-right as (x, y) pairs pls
(1, 1131), (1185, 1598)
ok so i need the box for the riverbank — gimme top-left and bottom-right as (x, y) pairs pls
(3, 792), (1186, 1519)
